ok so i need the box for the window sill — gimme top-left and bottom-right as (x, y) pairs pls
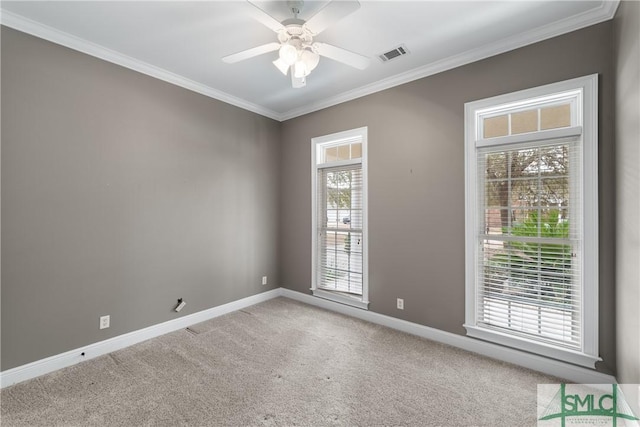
(464, 324), (601, 369)
(312, 289), (369, 310)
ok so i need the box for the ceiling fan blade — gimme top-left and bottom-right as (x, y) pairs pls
(314, 42), (370, 70)
(291, 73), (306, 89)
(247, 1), (286, 33)
(222, 42), (281, 64)
(303, 0), (360, 35)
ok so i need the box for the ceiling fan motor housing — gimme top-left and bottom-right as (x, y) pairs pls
(278, 24), (313, 45)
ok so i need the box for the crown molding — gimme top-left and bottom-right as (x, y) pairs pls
(278, 0), (620, 121)
(1, 1), (620, 123)
(0, 10), (282, 121)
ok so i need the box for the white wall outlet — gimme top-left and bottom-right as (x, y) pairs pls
(99, 315), (110, 329)
(397, 298), (404, 310)
(262, 276), (268, 285)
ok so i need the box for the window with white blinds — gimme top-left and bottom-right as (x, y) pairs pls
(317, 165), (363, 294)
(478, 140), (580, 349)
(464, 75), (599, 368)
(312, 127), (368, 309)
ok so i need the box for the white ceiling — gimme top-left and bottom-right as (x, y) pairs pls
(1, 1), (619, 121)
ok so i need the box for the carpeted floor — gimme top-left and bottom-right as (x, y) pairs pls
(1, 297), (559, 426)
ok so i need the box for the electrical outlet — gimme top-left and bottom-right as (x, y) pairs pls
(397, 298), (404, 310)
(99, 315), (110, 329)
(262, 276), (268, 285)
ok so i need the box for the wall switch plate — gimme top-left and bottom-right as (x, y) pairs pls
(262, 276), (268, 285)
(397, 298), (404, 310)
(100, 315), (110, 329)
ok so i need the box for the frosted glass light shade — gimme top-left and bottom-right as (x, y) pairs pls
(293, 50), (320, 78)
(273, 58), (289, 75)
(279, 44), (298, 66)
(301, 49), (320, 72)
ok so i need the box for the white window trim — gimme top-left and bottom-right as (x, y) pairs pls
(463, 74), (600, 368)
(311, 127), (369, 310)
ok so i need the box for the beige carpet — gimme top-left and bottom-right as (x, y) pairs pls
(1, 297), (558, 426)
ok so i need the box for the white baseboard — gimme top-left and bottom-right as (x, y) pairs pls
(1, 287), (616, 388)
(0, 289), (282, 388)
(280, 288), (617, 384)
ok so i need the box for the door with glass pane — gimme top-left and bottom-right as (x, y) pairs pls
(317, 165), (363, 295)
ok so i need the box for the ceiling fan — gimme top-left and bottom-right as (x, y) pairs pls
(222, 0), (371, 88)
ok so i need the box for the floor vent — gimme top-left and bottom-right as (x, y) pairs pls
(379, 45), (409, 62)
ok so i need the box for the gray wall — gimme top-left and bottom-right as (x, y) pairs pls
(614, 1), (640, 385)
(1, 27), (281, 370)
(1, 15), (629, 377)
(280, 22), (617, 374)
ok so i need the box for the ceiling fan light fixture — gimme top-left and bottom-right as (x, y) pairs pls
(301, 49), (320, 72)
(279, 42), (299, 66)
(273, 58), (290, 75)
(293, 50), (319, 78)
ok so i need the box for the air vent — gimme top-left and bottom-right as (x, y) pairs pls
(379, 45), (409, 62)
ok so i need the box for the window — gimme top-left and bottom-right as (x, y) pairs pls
(464, 75), (599, 368)
(312, 127), (368, 309)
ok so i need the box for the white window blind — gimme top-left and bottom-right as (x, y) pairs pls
(477, 139), (581, 350)
(317, 164), (363, 295)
